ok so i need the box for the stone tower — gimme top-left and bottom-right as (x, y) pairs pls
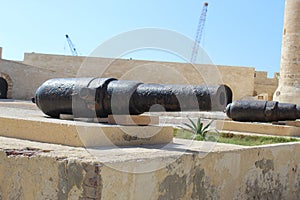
(274, 0), (300, 105)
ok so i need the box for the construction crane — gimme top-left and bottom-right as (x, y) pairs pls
(65, 34), (79, 56)
(190, 2), (208, 63)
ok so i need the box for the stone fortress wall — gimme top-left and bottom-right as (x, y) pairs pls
(0, 49), (62, 99)
(254, 71), (279, 101)
(0, 48), (278, 100)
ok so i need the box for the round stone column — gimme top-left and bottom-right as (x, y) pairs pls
(273, 0), (300, 105)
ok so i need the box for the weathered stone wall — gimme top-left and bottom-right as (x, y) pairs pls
(0, 136), (299, 199)
(22, 53), (87, 75)
(0, 51), (278, 100)
(22, 52), (256, 100)
(217, 65), (255, 100)
(0, 59), (68, 99)
(254, 71), (279, 100)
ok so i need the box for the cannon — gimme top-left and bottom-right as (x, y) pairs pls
(33, 77), (233, 118)
(226, 100), (300, 122)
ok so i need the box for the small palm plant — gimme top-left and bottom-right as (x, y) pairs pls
(181, 117), (214, 141)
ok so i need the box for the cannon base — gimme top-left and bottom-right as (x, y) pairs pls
(0, 100), (172, 147)
(216, 120), (300, 137)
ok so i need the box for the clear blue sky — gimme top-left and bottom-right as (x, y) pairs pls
(0, 0), (285, 76)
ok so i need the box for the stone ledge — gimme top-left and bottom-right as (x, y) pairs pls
(216, 120), (300, 136)
(0, 100), (173, 147)
(0, 116), (173, 147)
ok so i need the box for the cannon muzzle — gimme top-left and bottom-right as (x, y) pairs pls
(34, 77), (232, 118)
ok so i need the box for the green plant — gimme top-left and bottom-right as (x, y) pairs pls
(181, 117), (213, 141)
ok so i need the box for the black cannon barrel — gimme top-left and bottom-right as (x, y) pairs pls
(34, 77), (116, 118)
(226, 100), (300, 122)
(34, 77), (232, 118)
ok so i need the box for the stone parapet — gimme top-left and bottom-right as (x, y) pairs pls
(0, 136), (300, 199)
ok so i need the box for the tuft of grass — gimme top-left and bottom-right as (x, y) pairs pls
(218, 132), (299, 146)
(174, 128), (299, 146)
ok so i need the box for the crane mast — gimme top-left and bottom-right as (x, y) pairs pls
(65, 34), (79, 56)
(190, 2), (208, 63)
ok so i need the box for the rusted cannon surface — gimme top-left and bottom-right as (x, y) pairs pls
(34, 77), (232, 118)
(226, 100), (300, 122)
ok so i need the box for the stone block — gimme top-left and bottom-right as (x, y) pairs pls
(107, 115), (159, 125)
(283, 120), (300, 127)
(0, 116), (173, 147)
(0, 100), (173, 147)
(216, 120), (300, 136)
